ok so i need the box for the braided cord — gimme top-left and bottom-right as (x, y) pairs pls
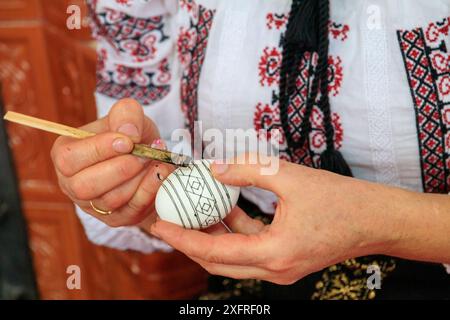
(317, 0), (335, 151)
(279, 0), (302, 157)
(279, 0), (333, 160)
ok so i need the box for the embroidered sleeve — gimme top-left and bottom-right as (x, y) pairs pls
(75, 205), (172, 254)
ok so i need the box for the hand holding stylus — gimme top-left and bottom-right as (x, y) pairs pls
(45, 98), (175, 227)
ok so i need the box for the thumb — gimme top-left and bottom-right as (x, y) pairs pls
(108, 98), (145, 143)
(210, 153), (289, 196)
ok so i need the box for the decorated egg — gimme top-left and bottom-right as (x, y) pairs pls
(155, 159), (240, 229)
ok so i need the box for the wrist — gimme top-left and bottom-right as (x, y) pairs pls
(380, 191), (450, 263)
(348, 179), (410, 257)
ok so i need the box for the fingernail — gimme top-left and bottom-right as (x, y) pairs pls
(151, 138), (167, 150)
(212, 161), (229, 175)
(112, 138), (132, 153)
(118, 123), (139, 139)
(156, 172), (164, 181)
(150, 138), (161, 148)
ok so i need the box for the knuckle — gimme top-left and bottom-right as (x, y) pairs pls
(123, 197), (152, 224)
(69, 178), (92, 200)
(53, 147), (73, 176)
(203, 250), (222, 265)
(126, 200), (148, 217)
(90, 142), (104, 163)
(117, 162), (134, 179)
(50, 137), (65, 162)
(65, 179), (77, 198)
(57, 179), (72, 198)
(101, 192), (128, 211)
(125, 183), (156, 216)
(139, 177), (157, 198)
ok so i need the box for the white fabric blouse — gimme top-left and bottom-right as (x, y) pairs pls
(76, 0), (450, 263)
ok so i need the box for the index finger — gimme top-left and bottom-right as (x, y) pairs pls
(52, 131), (135, 177)
(150, 220), (273, 266)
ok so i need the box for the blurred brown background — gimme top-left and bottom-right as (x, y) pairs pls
(0, 0), (207, 299)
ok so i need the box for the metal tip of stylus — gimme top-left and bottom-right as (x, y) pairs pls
(174, 155), (193, 167)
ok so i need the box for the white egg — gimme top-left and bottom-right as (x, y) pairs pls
(155, 159), (240, 229)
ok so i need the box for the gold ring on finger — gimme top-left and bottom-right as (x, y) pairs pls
(89, 200), (113, 216)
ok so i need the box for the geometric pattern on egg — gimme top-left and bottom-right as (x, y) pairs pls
(155, 159), (240, 229)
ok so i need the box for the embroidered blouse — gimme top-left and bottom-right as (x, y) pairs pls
(76, 0), (450, 260)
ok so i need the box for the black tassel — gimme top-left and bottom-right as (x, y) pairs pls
(320, 148), (353, 177)
(285, 0), (319, 50)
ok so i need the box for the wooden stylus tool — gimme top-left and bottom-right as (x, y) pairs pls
(3, 111), (192, 167)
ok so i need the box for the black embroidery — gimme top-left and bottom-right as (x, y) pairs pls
(397, 17), (450, 193)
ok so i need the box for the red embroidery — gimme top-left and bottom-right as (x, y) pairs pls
(96, 53), (170, 105)
(258, 47), (282, 87)
(265, 12), (350, 42)
(257, 52), (343, 95)
(253, 103), (285, 144)
(425, 17), (450, 43)
(115, 0), (131, 6)
(308, 109), (343, 152)
(439, 76), (450, 96)
(253, 100), (313, 164)
(431, 53), (450, 73)
(266, 13), (288, 30)
(92, 8), (168, 63)
(180, 0), (197, 13)
(157, 58), (171, 84)
(177, 27), (197, 66)
(328, 56), (343, 96)
(285, 52), (315, 144)
(329, 21), (350, 41)
(180, 3), (216, 135)
(97, 48), (107, 73)
(87, 0), (172, 106)
(254, 54), (344, 166)
(398, 17), (450, 193)
(254, 20), (350, 167)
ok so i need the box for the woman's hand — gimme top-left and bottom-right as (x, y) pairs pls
(150, 153), (450, 284)
(51, 98), (174, 228)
